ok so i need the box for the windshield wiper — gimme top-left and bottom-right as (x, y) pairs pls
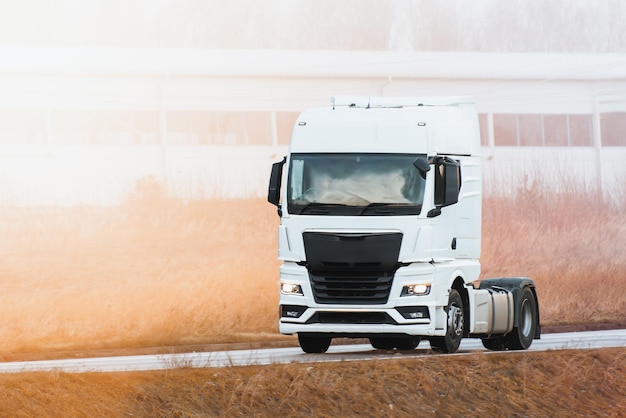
(297, 202), (347, 215)
(358, 202), (393, 215)
(358, 203), (422, 216)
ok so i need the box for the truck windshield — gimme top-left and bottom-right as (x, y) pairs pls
(287, 153), (426, 216)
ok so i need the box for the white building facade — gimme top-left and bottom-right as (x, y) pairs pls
(0, 48), (624, 205)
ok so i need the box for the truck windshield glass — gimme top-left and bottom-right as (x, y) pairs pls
(288, 153), (426, 216)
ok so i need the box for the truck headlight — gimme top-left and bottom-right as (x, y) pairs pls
(401, 283), (431, 296)
(280, 282), (304, 296)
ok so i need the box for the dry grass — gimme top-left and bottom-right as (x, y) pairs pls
(0, 178), (625, 416)
(0, 177), (625, 359)
(481, 178), (626, 325)
(0, 193), (283, 357)
(0, 348), (624, 416)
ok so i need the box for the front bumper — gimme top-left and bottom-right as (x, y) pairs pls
(278, 260), (450, 337)
(279, 303), (448, 337)
(280, 321), (441, 338)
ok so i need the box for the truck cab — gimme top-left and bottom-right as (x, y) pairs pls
(268, 96), (539, 353)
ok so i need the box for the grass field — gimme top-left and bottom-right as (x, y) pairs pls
(0, 179), (626, 417)
(0, 179), (625, 357)
(1, 348), (624, 416)
(0, 197), (281, 357)
(482, 184), (626, 325)
(0, 179), (625, 416)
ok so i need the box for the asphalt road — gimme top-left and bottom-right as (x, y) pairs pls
(0, 329), (624, 374)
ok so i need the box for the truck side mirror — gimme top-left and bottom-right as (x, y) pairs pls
(268, 157), (286, 208)
(443, 159), (460, 205)
(434, 157), (461, 207)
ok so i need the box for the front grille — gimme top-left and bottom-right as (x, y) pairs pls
(309, 272), (393, 304)
(302, 231), (403, 305)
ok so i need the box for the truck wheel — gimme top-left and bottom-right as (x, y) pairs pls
(481, 336), (505, 351)
(370, 336), (421, 350)
(503, 286), (537, 350)
(394, 336), (421, 350)
(369, 338), (396, 350)
(298, 334), (331, 353)
(430, 289), (464, 353)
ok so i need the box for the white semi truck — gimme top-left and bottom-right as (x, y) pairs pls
(268, 96), (540, 354)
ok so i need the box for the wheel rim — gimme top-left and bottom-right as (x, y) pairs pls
(448, 304), (463, 337)
(519, 299), (533, 337)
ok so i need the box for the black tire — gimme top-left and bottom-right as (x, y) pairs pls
(370, 336), (421, 350)
(481, 336), (505, 351)
(298, 334), (331, 353)
(481, 286), (537, 351)
(369, 338), (396, 350)
(394, 336), (422, 351)
(503, 286), (537, 350)
(430, 289), (464, 353)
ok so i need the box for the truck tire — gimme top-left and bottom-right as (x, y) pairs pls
(370, 336), (421, 350)
(504, 286), (537, 350)
(395, 336), (422, 350)
(298, 334), (331, 353)
(481, 336), (506, 351)
(481, 286), (537, 351)
(369, 338), (396, 350)
(429, 289), (464, 353)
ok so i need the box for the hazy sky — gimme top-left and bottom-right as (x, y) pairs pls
(0, 0), (624, 52)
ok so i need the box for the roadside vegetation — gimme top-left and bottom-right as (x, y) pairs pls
(0, 179), (624, 415)
(1, 348), (624, 416)
(0, 178), (624, 358)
